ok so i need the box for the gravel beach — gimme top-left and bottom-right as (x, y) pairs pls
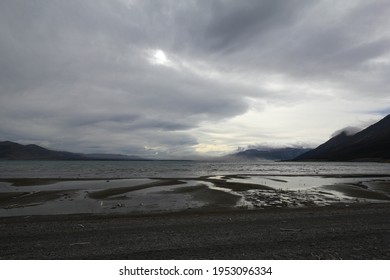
(1, 203), (389, 259)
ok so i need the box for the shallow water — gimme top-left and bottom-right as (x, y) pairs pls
(1, 160), (390, 216)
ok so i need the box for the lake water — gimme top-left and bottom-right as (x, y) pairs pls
(0, 160), (390, 179)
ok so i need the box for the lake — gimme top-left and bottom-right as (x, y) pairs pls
(1, 160), (390, 179)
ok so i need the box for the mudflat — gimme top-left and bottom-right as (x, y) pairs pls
(1, 176), (390, 216)
(1, 203), (389, 259)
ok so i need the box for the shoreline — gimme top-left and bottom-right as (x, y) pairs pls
(0, 200), (388, 221)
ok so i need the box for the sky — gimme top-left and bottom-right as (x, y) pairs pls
(1, 0), (390, 159)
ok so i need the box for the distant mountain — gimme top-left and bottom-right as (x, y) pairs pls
(81, 153), (145, 161)
(230, 147), (312, 161)
(294, 114), (390, 162)
(0, 141), (148, 161)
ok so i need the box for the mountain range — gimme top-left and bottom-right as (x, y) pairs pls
(230, 147), (311, 161)
(294, 114), (390, 162)
(2, 114), (389, 162)
(0, 141), (147, 161)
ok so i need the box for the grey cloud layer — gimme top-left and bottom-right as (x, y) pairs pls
(1, 0), (389, 156)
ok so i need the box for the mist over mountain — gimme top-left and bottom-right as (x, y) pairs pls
(0, 141), (147, 161)
(294, 114), (390, 162)
(229, 147), (311, 161)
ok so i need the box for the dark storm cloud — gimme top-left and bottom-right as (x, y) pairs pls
(204, 0), (390, 97)
(201, 0), (308, 53)
(0, 0), (389, 157)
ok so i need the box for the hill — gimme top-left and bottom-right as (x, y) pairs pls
(294, 114), (390, 161)
(0, 141), (147, 161)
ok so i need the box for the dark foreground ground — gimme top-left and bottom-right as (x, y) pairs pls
(1, 203), (389, 259)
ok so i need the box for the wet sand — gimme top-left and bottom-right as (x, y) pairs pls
(1, 175), (389, 216)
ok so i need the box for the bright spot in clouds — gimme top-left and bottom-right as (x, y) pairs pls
(151, 49), (168, 65)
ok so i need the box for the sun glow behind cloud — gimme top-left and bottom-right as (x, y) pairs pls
(153, 50), (167, 64)
(149, 49), (170, 65)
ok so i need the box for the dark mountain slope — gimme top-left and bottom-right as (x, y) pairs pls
(0, 141), (146, 160)
(0, 141), (84, 160)
(295, 114), (390, 161)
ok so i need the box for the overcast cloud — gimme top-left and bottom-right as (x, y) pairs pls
(1, 0), (390, 158)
